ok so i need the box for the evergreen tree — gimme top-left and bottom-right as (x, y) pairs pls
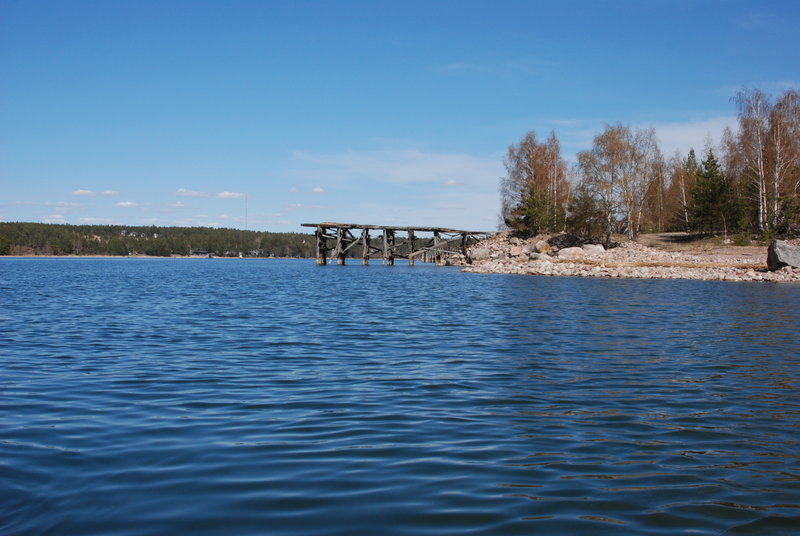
(689, 149), (728, 235)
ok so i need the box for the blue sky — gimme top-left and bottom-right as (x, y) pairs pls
(1, 0), (798, 232)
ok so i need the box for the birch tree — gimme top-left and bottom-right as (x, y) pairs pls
(501, 131), (570, 233)
(577, 124), (662, 240)
(767, 90), (800, 225)
(733, 88), (770, 231)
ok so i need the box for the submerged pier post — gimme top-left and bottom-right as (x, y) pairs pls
(407, 230), (415, 266)
(433, 231), (442, 265)
(316, 226), (327, 265)
(383, 229), (395, 266)
(335, 226), (346, 265)
(361, 228), (370, 265)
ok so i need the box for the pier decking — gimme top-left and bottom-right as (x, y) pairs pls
(301, 222), (490, 266)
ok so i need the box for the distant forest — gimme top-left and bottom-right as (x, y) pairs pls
(0, 222), (316, 257)
(501, 88), (800, 242)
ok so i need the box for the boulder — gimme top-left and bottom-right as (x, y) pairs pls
(547, 233), (583, 250)
(510, 245), (524, 257)
(535, 240), (551, 254)
(582, 244), (605, 254)
(529, 252), (551, 261)
(557, 247), (584, 260)
(469, 246), (492, 262)
(767, 240), (800, 271)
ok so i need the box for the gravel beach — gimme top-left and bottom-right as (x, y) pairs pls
(463, 232), (800, 283)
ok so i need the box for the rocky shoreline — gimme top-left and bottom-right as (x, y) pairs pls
(463, 232), (800, 283)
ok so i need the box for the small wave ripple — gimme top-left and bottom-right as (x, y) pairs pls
(2, 258), (799, 535)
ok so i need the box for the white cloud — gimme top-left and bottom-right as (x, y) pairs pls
(285, 203), (324, 210)
(115, 201), (137, 208)
(645, 116), (737, 157)
(42, 214), (67, 224)
(176, 188), (246, 199)
(443, 180), (458, 186)
(556, 116), (739, 162)
(176, 188), (206, 197)
(80, 217), (113, 224)
(311, 187), (325, 194)
(71, 189), (119, 197)
(168, 201), (186, 208)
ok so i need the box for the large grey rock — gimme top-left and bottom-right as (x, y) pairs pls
(767, 240), (800, 271)
(557, 247), (584, 260)
(582, 244), (605, 254)
(535, 240), (551, 254)
(469, 246), (492, 262)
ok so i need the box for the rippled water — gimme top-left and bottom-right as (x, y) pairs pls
(2, 258), (799, 535)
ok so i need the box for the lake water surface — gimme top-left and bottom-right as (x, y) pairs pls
(2, 258), (799, 535)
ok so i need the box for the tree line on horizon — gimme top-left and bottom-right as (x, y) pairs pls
(0, 222), (317, 257)
(501, 88), (800, 243)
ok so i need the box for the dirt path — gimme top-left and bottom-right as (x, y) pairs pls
(636, 232), (766, 260)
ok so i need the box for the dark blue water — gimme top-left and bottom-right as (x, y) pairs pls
(2, 258), (799, 535)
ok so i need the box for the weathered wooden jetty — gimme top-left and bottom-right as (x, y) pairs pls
(301, 222), (490, 266)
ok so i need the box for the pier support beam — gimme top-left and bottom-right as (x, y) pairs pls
(383, 229), (395, 266)
(362, 228), (370, 265)
(407, 230), (415, 266)
(433, 231), (442, 265)
(335, 226), (346, 265)
(316, 226), (328, 265)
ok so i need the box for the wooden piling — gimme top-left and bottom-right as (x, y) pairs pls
(335, 226), (346, 265)
(316, 226), (327, 265)
(361, 228), (370, 265)
(383, 229), (395, 266)
(433, 231), (442, 265)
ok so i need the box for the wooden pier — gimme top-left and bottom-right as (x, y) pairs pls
(301, 222), (490, 266)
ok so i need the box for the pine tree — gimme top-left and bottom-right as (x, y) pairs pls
(689, 149), (728, 235)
